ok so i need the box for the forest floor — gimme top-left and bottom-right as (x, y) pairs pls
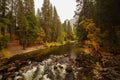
(0, 40), (46, 58)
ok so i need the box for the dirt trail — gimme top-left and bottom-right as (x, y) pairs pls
(0, 40), (46, 57)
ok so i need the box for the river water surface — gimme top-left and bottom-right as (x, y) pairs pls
(1, 43), (84, 80)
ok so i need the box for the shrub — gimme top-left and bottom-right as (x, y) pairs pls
(0, 34), (10, 50)
(79, 18), (101, 54)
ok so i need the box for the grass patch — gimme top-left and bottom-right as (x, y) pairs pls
(1, 49), (12, 58)
(45, 41), (67, 48)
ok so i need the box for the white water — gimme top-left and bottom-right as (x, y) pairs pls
(14, 54), (79, 80)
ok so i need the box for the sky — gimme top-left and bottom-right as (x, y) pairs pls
(34, 0), (76, 23)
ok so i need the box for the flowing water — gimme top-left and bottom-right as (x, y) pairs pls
(16, 54), (79, 80)
(0, 43), (84, 80)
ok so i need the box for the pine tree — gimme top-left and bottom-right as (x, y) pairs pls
(41, 0), (52, 42)
(52, 6), (59, 41)
(26, 13), (38, 46)
(24, 0), (35, 14)
(18, 16), (29, 50)
(0, 0), (10, 35)
(67, 21), (73, 40)
(16, 0), (38, 49)
(63, 20), (74, 41)
(37, 0), (64, 43)
(62, 21), (68, 41)
(56, 20), (63, 42)
(8, 0), (18, 40)
(36, 9), (45, 43)
(36, 9), (43, 29)
(52, 6), (64, 42)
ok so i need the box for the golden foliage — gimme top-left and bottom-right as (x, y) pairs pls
(79, 18), (101, 53)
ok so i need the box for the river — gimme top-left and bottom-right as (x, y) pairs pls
(0, 43), (84, 80)
(1, 42), (119, 80)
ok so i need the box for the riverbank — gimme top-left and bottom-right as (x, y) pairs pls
(0, 41), (72, 59)
(0, 41), (71, 65)
(0, 44), (46, 58)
